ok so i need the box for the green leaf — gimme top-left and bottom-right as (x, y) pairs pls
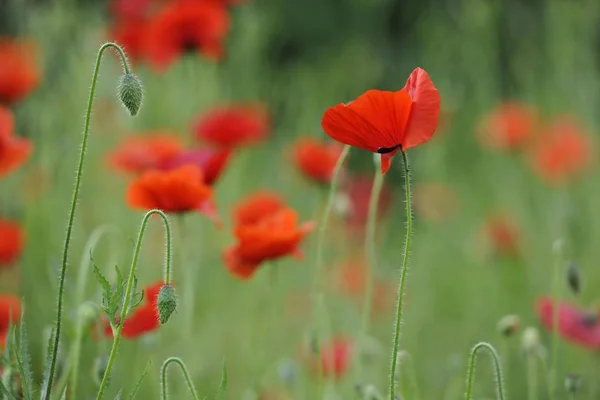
(128, 362), (150, 400)
(0, 379), (17, 400)
(15, 304), (34, 400)
(39, 327), (56, 400)
(93, 262), (111, 309)
(215, 361), (228, 400)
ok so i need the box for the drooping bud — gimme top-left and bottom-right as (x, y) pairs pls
(565, 373), (581, 394)
(497, 314), (520, 337)
(157, 285), (177, 324)
(117, 73), (143, 116)
(566, 261), (582, 295)
(521, 327), (541, 356)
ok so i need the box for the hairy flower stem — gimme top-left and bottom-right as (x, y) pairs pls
(356, 166), (384, 380)
(388, 151), (412, 399)
(464, 342), (506, 400)
(527, 355), (538, 400)
(96, 209), (173, 399)
(43, 42), (131, 399)
(161, 357), (201, 400)
(549, 242), (563, 400)
(310, 145), (350, 394)
(70, 225), (120, 398)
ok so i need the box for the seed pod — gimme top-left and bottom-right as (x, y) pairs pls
(521, 327), (541, 356)
(566, 261), (582, 295)
(117, 73), (143, 116)
(157, 285), (177, 324)
(497, 314), (520, 337)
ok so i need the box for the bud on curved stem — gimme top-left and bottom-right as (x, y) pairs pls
(160, 357), (201, 400)
(118, 73), (143, 116)
(464, 341), (506, 400)
(43, 42), (136, 400)
(96, 209), (173, 399)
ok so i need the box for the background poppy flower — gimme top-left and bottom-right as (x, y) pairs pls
(145, 2), (230, 70)
(477, 102), (538, 150)
(482, 214), (520, 258)
(0, 295), (21, 347)
(233, 191), (285, 225)
(110, 0), (156, 20)
(322, 67), (441, 173)
(0, 106), (32, 179)
(537, 297), (600, 350)
(109, 20), (149, 63)
(126, 165), (218, 221)
(529, 117), (592, 183)
(193, 104), (270, 148)
(309, 337), (352, 379)
(160, 148), (232, 185)
(108, 133), (184, 175)
(0, 38), (41, 104)
(292, 137), (343, 184)
(0, 219), (24, 268)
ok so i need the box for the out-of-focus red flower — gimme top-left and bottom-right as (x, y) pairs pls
(224, 193), (314, 279)
(292, 137), (343, 184)
(413, 182), (458, 223)
(0, 106), (32, 178)
(193, 104), (270, 148)
(477, 102), (538, 150)
(529, 117), (592, 184)
(161, 148), (232, 185)
(109, 19), (149, 62)
(322, 67), (440, 174)
(103, 281), (166, 339)
(0, 219), (24, 268)
(310, 338), (352, 379)
(0, 38), (40, 104)
(0, 295), (21, 347)
(108, 133), (184, 175)
(483, 214), (520, 257)
(110, 0), (157, 20)
(537, 297), (600, 350)
(145, 2), (230, 70)
(126, 165), (218, 222)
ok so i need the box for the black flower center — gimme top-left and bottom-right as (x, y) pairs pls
(376, 144), (402, 154)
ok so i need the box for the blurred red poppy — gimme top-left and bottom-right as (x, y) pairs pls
(322, 67), (440, 173)
(0, 38), (40, 104)
(0, 219), (24, 268)
(145, 1), (230, 70)
(110, 0), (156, 20)
(0, 295), (21, 347)
(529, 117), (592, 183)
(109, 19), (149, 62)
(193, 104), (270, 148)
(310, 338), (352, 379)
(233, 191), (284, 225)
(224, 193), (314, 279)
(161, 148), (232, 185)
(477, 102), (538, 150)
(0, 106), (32, 178)
(108, 133), (184, 175)
(292, 137), (343, 184)
(126, 165), (218, 222)
(483, 214), (520, 258)
(537, 297), (600, 350)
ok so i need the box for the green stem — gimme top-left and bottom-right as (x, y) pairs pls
(388, 151), (413, 400)
(43, 42), (131, 400)
(549, 243), (563, 400)
(160, 357), (201, 400)
(464, 342), (506, 400)
(527, 355), (538, 400)
(95, 209), (173, 399)
(70, 225), (120, 398)
(356, 165), (384, 380)
(310, 144), (350, 393)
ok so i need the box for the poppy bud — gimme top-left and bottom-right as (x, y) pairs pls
(78, 301), (98, 324)
(157, 285), (177, 324)
(277, 359), (299, 386)
(566, 261), (581, 295)
(117, 73), (143, 116)
(565, 374), (581, 394)
(521, 327), (541, 356)
(361, 384), (383, 400)
(497, 314), (520, 337)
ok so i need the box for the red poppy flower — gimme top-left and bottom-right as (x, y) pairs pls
(233, 191), (285, 225)
(109, 19), (149, 62)
(537, 297), (600, 350)
(160, 148), (232, 185)
(0, 38), (41, 104)
(477, 102), (538, 150)
(145, 2), (230, 70)
(224, 193), (314, 279)
(322, 67), (440, 173)
(482, 214), (520, 258)
(0, 106), (32, 179)
(193, 104), (270, 148)
(126, 165), (218, 222)
(310, 338), (352, 379)
(0, 219), (24, 268)
(108, 133), (184, 175)
(529, 117), (592, 183)
(292, 137), (344, 184)
(0, 295), (21, 347)
(110, 0), (156, 20)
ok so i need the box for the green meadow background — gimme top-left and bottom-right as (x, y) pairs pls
(2, 0), (600, 398)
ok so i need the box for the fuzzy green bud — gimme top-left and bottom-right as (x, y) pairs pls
(565, 373), (581, 394)
(117, 73), (143, 116)
(566, 261), (582, 295)
(157, 285), (177, 324)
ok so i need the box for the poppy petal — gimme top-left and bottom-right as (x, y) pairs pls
(322, 104), (380, 152)
(402, 68), (441, 149)
(380, 153), (393, 174)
